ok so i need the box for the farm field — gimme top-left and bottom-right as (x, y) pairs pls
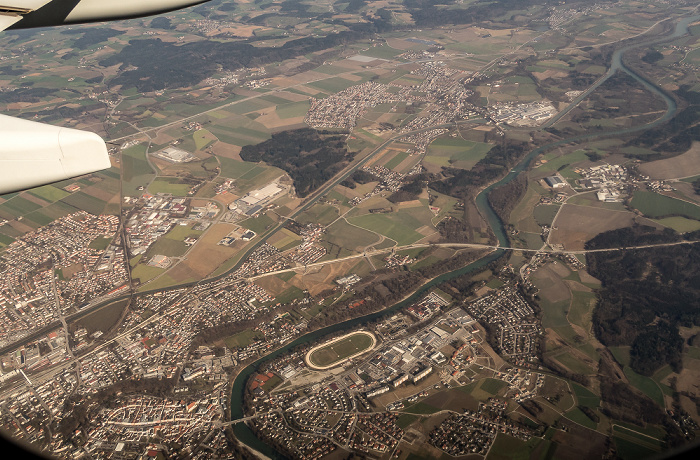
(148, 177), (192, 196)
(347, 206), (435, 246)
(549, 204), (649, 250)
(423, 137), (492, 172)
(323, 219), (381, 252)
(631, 191), (700, 220)
(638, 142), (700, 179)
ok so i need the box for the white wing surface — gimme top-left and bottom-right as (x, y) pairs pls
(0, 1), (52, 20)
(0, 14), (22, 31)
(0, 115), (111, 194)
(1, 2), (111, 194)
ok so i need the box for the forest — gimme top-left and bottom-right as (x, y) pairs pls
(487, 173), (528, 223)
(239, 128), (354, 197)
(98, 18), (389, 92)
(586, 227), (700, 376)
(430, 141), (529, 199)
(625, 85), (700, 156)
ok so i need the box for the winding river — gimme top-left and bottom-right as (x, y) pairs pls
(230, 13), (700, 458)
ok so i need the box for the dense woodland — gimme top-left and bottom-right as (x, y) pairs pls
(97, 17), (390, 92)
(586, 226), (700, 376)
(239, 128), (354, 197)
(487, 173), (528, 223)
(626, 85), (700, 157)
(430, 142), (529, 199)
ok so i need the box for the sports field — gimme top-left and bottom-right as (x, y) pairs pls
(306, 331), (376, 369)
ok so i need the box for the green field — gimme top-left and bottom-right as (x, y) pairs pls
(0, 233), (15, 248)
(262, 375), (283, 392)
(623, 367), (665, 407)
(384, 151), (409, 170)
(217, 157), (258, 179)
(0, 196), (42, 218)
(122, 144), (155, 196)
(29, 185), (70, 202)
(240, 213), (275, 234)
(568, 290), (596, 329)
(480, 378), (508, 395)
(403, 402), (441, 415)
(613, 436), (661, 460)
(553, 352), (595, 375)
(424, 138), (492, 169)
(324, 219), (381, 251)
(487, 433), (539, 460)
(271, 228), (302, 250)
(61, 192), (107, 216)
(631, 191), (700, 220)
(146, 237), (189, 258)
(564, 407), (597, 429)
(533, 204), (559, 227)
(307, 77), (357, 93)
(536, 149), (589, 174)
(307, 332), (374, 368)
(224, 330), (264, 349)
(275, 286), (305, 304)
(296, 203), (339, 226)
(131, 264), (165, 284)
(537, 297), (569, 329)
(74, 299), (129, 334)
(148, 178), (191, 196)
(348, 208), (431, 246)
(653, 216), (700, 232)
(89, 236), (113, 251)
(572, 383), (600, 408)
(276, 100), (311, 119)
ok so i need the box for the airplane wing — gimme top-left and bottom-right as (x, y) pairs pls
(0, 115), (111, 195)
(0, 0), (210, 195)
(0, 1), (110, 195)
(0, 1), (53, 28)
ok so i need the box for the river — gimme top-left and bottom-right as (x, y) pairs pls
(230, 13), (700, 458)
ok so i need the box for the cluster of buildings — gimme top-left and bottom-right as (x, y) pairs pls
(0, 212), (125, 347)
(429, 399), (538, 455)
(575, 163), (629, 202)
(500, 367), (545, 402)
(202, 71), (239, 88)
(304, 81), (402, 130)
(397, 61), (477, 143)
(248, 373), (404, 458)
(405, 291), (451, 321)
(244, 300), (551, 458)
(85, 392), (223, 457)
(383, 252), (416, 268)
(228, 181), (286, 219)
(124, 194), (188, 256)
(150, 146), (197, 163)
(249, 410), (338, 460)
(305, 61), (476, 154)
(464, 285), (541, 365)
(545, 2), (613, 29)
(346, 164), (405, 207)
(489, 101), (557, 127)
(285, 223), (326, 266)
(355, 309), (472, 398)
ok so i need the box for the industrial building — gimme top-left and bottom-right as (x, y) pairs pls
(229, 182), (285, 216)
(151, 146), (197, 163)
(544, 175), (566, 189)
